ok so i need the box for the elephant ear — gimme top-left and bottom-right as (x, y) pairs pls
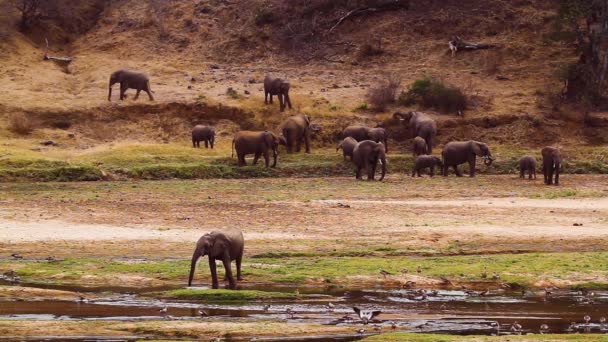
(263, 131), (274, 148)
(209, 233), (229, 258)
(470, 141), (482, 155)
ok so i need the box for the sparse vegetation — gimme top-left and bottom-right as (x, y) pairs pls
(399, 77), (467, 114)
(165, 289), (296, 301)
(366, 74), (401, 111)
(7, 113), (33, 135)
(254, 6), (275, 26)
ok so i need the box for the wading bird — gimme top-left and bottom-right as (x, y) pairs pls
(353, 307), (381, 324)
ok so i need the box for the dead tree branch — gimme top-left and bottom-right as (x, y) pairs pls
(43, 38), (73, 73)
(448, 36), (499, 57)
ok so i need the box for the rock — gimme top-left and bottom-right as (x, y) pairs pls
(496, 75), (510, 81)
(332, 84), (339, 88)
(321, 88), (327, 92)
(209, 64), (220, 69)
(30, 147), (41, 152)
(244, 90), (250, 95)
(187, 85), (192, 89)
(67, 133), (75, 138)
(40, 140), (57, 146)
(190, 77), (196, 82)
(248, 78), (257, 84)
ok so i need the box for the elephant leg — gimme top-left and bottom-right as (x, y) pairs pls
(430, 166), (435, 177)
(285, 93), (292, 109)
(355, 166), (362, 180)
(204, 140), (209, 148)
(134, 89), (141, 100)
(371, 162), (377, 181)
(252, 152), (261, 165)
(454, 165), (462, 177)
(269, 94), (273, 104)
(120, 84), (127, 100)
(146, 89), (154, 101)
(263, 151), (270, 168)
(209, 258), (219, 289)
(264, 91), (268, 104)
(555, 169), (559, 185)
(520, 169), (524, 179)
(236, 253), (243, 280)
(295, 138), (302, 153)
(469, 159), (476, 177)
(221, 255), (236, 289)
(238, 153), (246, 166)
(443, 164), (448, 177)
(210, 140), (214, 149)
(304, 130), (311, 153)
(192, 139), (196, 148)
(278, 94), (285, 112)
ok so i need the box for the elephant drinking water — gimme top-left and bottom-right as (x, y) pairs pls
(188, 229), (244, 290)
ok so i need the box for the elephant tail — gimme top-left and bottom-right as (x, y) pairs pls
(231, 138), (235, 158)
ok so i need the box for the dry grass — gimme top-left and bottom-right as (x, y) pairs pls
(7, 112), (33, 135)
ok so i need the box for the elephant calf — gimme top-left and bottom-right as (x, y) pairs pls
(232, 131), (285, 168)
(519, 155), (536, 180)
(337, 137), (357, 161)
(342, 125), (389, 153)
(192, 125), (215, 149)
(264, 75), (292, 112)
(542, 147), (561, 185)
(352, 140), (387, 181)
(442, 140), (494, 177)
(188, 229), (244, 290)
(108, 69), (154, 101)
(412, 136), (428, 156)
(412, 155), (443, 177)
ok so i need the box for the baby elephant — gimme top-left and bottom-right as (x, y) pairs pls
(337, 137), (357, 160)
(188, 229), (244, 290)
(192, 125), (215, 149)
(108, 69), (154, 101)
(412, 136), (428, 156)
(519, 155), (536, 180)
(412, 155), (443, 177)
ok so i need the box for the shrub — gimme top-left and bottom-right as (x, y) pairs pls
(366, 74), (401, 111)
(8, 113), (33, 135)
(357, 38), (384, 59)
(254, 6), (275, 26)
(354, 102), (368, 111)
(399, 77), (467, 114)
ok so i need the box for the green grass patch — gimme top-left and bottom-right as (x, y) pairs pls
(164, 288), (296, 301)
(5, 252), (608, 289)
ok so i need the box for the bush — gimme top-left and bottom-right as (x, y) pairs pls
(8, 113), (33, 135)
(254, 6), (275, 26)
(357, 38), (384, 59)
(366, 74), (401, 111)
(399, 77), (467, 114)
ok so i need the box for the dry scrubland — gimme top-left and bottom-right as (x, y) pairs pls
(0, 0), (607, 340)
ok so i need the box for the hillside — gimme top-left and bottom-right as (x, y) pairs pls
(0, 0), (606, 181)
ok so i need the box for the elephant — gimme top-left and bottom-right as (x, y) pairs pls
(519, 155), (536, 180)
(342, 125), (389, 152)
(232, 131), (285, 168)
(192, 125), (215, 149)
(352, 140), (387, 181)
(393, 111), (436, 154)
(264, 75), (292, 112)
(108, 70), (154, 101)
(337, 137), (358, 160)
(441, 140), (494, 177)
(412, 155), (443, 177)
(188, 229), (244, 290)
(412, 136), (428, 156)
(542, 147), (561, 185)
(280, 114), (312, 153)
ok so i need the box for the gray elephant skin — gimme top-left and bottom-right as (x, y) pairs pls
(108, 69), (154, 101)
(192, 125), (215, 149)
(542, 147), (561, 185)
(232, 131), (285, 168)
(342, 125), (389, 153)
(337, 137), (358, 160)
(188, 229), (244, 290)
(519, 155), (536, 180)
(442, 140), (494, 177)
(412, 136), (428, 156)
(412, 155), (443, 177)
(280, 114), (312, 153)
(352, 140), (387, 181)
(264, 75), (292, 112)
(393, 111), (436, 154)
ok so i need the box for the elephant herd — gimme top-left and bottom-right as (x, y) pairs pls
(105, 69), (561, 185)
(190, 110), (561, 185)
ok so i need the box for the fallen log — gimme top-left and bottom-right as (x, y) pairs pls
(43, 38), (73, 73)
(448, 36), (498, 57)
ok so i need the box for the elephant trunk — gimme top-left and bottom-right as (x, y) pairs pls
(188, 251), (201, 287)
(379, 157), (387, 181)
(483, 154), (495, 166)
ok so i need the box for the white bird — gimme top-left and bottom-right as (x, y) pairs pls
(198, 309), (208, 317)
(390, 321), (397, 330)
(159, 306), (168, 314)
(584, 315), (591, 324)
(327, 302), (335, 312)
(510, 321), (522, 333)
(600, 316), (606, 325)
(353, 307), (381, 324)
(540, 324), (549, 334)
(356, 328), (366, 334)
(286, 307), (295, 318)
(263, 304), (271, 312)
